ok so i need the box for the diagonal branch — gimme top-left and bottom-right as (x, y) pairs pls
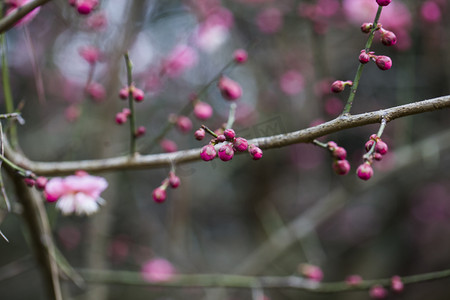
(0, 0), (53, 34)
(5, 95), (450, 176)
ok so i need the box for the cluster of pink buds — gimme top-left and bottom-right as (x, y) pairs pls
(328, 141), (351, 175)
(115, 108), (131, 125)
(360, 23), (396, 47)
(69, 0), (99, 15)
(357, 134), (389, 180)
(24, 175), (48, 191)
(152, 172), (180, 203)
(359, 50), (393, 70)
(119, 85), (145, 102)
(331, 80), (353, 93)
(198, 127), (262, 162)
(369, 275), (403, 299)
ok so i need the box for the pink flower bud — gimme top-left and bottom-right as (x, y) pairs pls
(122, 108), (131, 117)
(332, 146), (347, 160)
(78, 46), (100, 64)
(160, 139), (178, 153)
(249, 144), (263, 160)
(176, 116), (193, 133)
(375, 55), (392, 70)
(218, 76), (242, 101)
(332, 159), (351, 175)
(327, 141), (338, 149)
(168, 172), (180, 188)
(376, 0), (391, 7)
(77, 0), (98, 15)
(373, 153), (383, 161)
(217, 135), (226, 143)
(359, 50), (371, 64)
(345, 275), (363, 286)
(299, 264), (323, 282)
(132, 88), (145, 102)
(141, 258), (175, 282)
(24, 178), (35, 187)
(365, 140), (375, 152)
(357, 162), (373, 180)
(152, 186), (167, 203)
(194, 128), (206, 140)
(223, 129), (236, 140)
(119, 87), (129, 100)
(86, 82), (106, 101)
(375, 140), (388, 155)
(35, 177), (48, 190)
(369, 285), (387, 299)
(115, 112), (127, 124)
(135, 126), (146, 138)
(193, 101), (213, 120)
(233, 49), (248, 64)
(380, 29), (397, 46)
(361, 22), (373, 33)
(391, 276), (404, 293)
(233, 137), (248, 152)
(200, 144), (217, 161)
(331, 80), (352, 93)
(421, 1), (442, 23)
(218, 144), (234, 161)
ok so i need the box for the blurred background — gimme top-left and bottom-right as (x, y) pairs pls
(1, 0), (450, 299)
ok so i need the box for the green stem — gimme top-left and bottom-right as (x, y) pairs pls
(124, 52), (137, 155)
(0, 153), (32, 177)
(1, 33), (18, 149)
(312, 139), (328, 149)
(201, 125), (218, 138)
(341, 6), (383, 115)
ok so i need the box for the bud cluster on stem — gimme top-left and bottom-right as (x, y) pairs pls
(357, 129), (389, 181)
(152, 171), (181, 203)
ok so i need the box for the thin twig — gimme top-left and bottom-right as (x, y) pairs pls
(0, 0), (53, 34)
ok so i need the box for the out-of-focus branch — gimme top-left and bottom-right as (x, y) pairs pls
(0, 0), (53, 34)
(78, 267), (450, 293)
(5, 95), (450, 176)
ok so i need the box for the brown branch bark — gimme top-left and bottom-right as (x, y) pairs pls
(0, 0), (53, 34)
(6, 95), (449, 176)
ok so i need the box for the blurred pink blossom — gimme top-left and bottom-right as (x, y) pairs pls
(79, 46), (101, 64)
(141, 258), (176, 282)
(45, 172), (108, 216)
(256, 7), (283, 34)
(162, 45), (198, 78)
(421, 1), (442, 23)
(6, 0), (41, 27)
(279, 70), (304, 96)
(86, 12), (108, 30)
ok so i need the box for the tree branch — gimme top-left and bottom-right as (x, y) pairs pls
(5, 95), (450, 176)
(0, 0), (53, 34)
(77, 267), (450, 293)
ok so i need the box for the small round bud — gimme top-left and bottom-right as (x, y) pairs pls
(119, 87), (129, 99)
(376, 0), (391, 7)
(193, 101), (213, 120)
(176, 116), (193, 133)
(233, 49), (248, 64)
(248, 144), (263, 160)
(132, 88), (145, 102)
(370, 134), (379, 140)
(122, 108), (131, 117)
(332, 146), (347, 160)
(357, 162), (374, 180)
(375, 140), (388, 155)
(233, 137), (249, 152)
(359, 50), (371, 64)
(200, 144), (217, 161)
(135, 126), (146, 138)
(365, 140), (375, 152)
(217, 135), (226, 143)
(86, 82), (106, 101)
(218, 76), (242, 101)
(345, 275), (363, 286)
(218, 144), (234, 161)
(380, 29), (397, 46)
(223, 129), (236, 140)
(76, 0), (98, 15)
(332, 160), (351, 175)
(299, 264), (323, 282)
(361, 22), (373, 33)
(160, 139), (177, 153)
(373, 152), (383, 161)
(391, 276), (404, 293)
(168, 172), (180, 188)
(331, 80), (345, 93)
(35, 177), (48, 190)
(115, 112), (127, 124)
(369, 285), (387, 299)
(78, 46), (100, 64)
(194, 128), (206, 140)
(24, 178), (35, 187)
(327, 141), (338, 149)
(375, 55), (392, 70)
(152, 186), (167, 203)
